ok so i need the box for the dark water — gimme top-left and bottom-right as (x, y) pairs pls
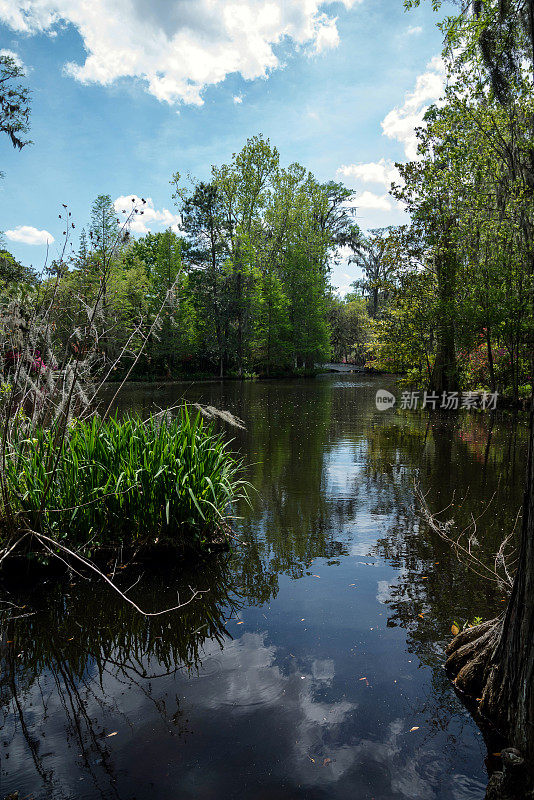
(0, 375), (527, 800)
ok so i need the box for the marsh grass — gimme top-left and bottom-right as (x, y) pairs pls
(4, 407), (248, 555)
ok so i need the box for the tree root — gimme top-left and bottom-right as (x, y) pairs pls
(446, 617), (501, 698)
(446, 619), (534, 799)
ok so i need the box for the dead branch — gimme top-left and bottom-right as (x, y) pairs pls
(28, 530), (210, 617)
(414, 479), (517, 590)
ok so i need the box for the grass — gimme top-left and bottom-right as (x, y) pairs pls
(3, 407), (248, 555)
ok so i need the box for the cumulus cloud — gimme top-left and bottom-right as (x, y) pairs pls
(114, 195), (181, 235)
(313, 14), (339, 53)
(5, 225), (54, 245)
(337, 158), (401, 189)
(355, 191), (392, 211)
(381, 55), (446, 159)
(406, 25), (422, 35)
(0, 0), (359, 105)
(335, 57), (444, 224)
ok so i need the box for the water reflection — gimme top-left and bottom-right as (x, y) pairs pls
(0, 376), (526, 799)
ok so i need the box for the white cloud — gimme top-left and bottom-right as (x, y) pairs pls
(233, 94), (243, 104)
(406, 25), (422, 35)
(334, 56), (443, 233)
(356, 191), (392, 211)
(5, 225), (54, 245)
(114, 195), (181, 235)
(0, 0), (359, 105)
(381, 55), (445, 159)
(337, 158), (400, 189)
(313, 14), (339, 53)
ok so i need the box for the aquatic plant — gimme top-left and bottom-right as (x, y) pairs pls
(2, 407), (248, 555)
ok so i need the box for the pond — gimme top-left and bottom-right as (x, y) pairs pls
(0, 374), (527, 800)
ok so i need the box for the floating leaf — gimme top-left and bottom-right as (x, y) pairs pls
(410, 726), (419, 732)
(106, 732), (118, 737)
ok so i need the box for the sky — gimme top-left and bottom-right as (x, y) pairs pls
(0, 0), (451, 295)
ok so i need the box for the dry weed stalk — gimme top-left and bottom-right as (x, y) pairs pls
(414, 479), (519, 591)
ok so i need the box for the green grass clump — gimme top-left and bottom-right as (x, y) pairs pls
(5, 407), (248, 554)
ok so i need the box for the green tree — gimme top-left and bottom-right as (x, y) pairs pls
(404, 1), (534, 791)
(327, 292), (372, 364)
(0, 52), (31, 152)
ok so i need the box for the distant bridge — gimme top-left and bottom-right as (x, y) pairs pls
(321, 363), (367, 373)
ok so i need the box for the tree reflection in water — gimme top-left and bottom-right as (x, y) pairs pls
(0, 378), (527, 800)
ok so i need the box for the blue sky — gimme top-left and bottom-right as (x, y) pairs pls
(0, 0), (451, 294)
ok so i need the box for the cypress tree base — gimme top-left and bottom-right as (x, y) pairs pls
(445, 619), (534, 799)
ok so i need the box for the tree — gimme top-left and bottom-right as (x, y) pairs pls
(393, 111), (464, 393)
(89, 194), (121, 262)
(351, 227), (398, 317)
(87, 195), (123, 364)
(405, 1), (534, 793)
(212, 135), (280, 375)
(0, 52), (31, 152)
(327, 292), (372, 364)
(172, 139), (346, 376)
(368, 270), (436, 382)
(125, 229), (195, 374)
(176, 180), (231, 376)
(0, 247), (36, 288)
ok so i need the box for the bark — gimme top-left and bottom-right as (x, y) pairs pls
(445, 392), (534, 797)
(431, 249), (459, 394)
(486, 326), (496, 392)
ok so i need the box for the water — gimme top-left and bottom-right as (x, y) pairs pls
(0, 375), (526, 800)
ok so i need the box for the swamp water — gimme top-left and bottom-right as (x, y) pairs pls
(0, 374), (527, 800)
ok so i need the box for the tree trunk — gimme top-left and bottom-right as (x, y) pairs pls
(486, 326), (496, 392)
(445, 390), (534, 797)
(431, 250), (459, 394)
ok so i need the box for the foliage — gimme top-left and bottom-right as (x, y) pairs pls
(4, 409), (248, 553)
(327, 292), (373, 364)
(368, 270), (436, 382)
(367, 42), (534, 397)
(0, 52), (31, 152)
(172, 136), (354, 375)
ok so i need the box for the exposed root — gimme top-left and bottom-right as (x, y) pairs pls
(446, 617), (501, 699)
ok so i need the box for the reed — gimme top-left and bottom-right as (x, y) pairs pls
(3, 406), (248, 554)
